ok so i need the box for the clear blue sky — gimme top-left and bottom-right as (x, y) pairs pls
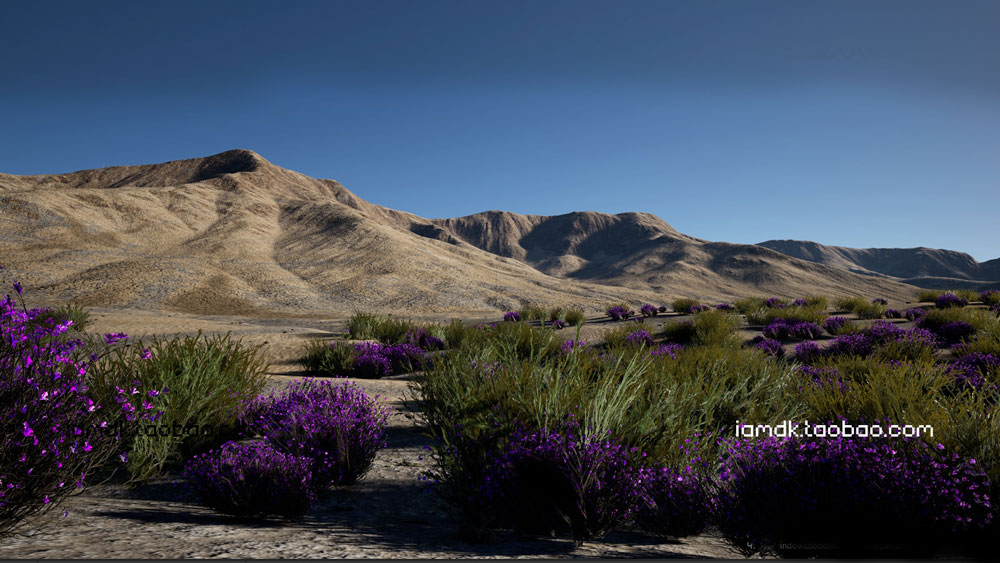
(2, 0), (998, 261)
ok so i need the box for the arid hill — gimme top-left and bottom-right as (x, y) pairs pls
(759, 239), (1000, 291)
(0, 149), (916, 315)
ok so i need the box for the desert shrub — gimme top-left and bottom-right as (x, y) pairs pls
(0, 292), (165, 538)
(916, 307), (994, 340)
(660, 310), (740, 347)
(871, 328), (939, 364)
(503, 311), (521, 323)
(904, 307), (927, 321)
(981, 289), (1000, 306)
(659, 319), (695, 344)
(547, 308), (565, 322)
(917, 289), (946, 303)
(956, 289), (981, 302)
(822, 316), (855, 335)
(346, 312), (413, 344)
(302, 339), (355, 376)
(946, 352), (1000, 391)
(671, 298), (700, 315)
(834, 296), (867, 313)
(745, 305), (826, 326)
(519, 306), (548, 322)
(243, 378), (390, 489)
(563, 308), (586, 327)
(640, 303), (659, 317)
(733, 297), (766, 315)
(605, 304), (633, 321)
(714, 434), (991, 557)
(853, 301), (886, 319)
(442, 319), (478, 349)
(480, 424), (646, 541)
(936, 292), (968, 309)
(764, 297), (788, 308)
(181, 441), (316, 519)
(85, 331), (269, 482)
(803, 295), (828, 309)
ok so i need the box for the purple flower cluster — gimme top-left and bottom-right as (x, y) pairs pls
(795, 365), (847, 392)
(822, 316), (852, 335)
(885, 308), (902, 319)
(639, 465), (712, 538)
(791, 298), (808, 307)
(750, 337), (784, 357)
(650, 343), (684, 359)
(352, 341), (425, 378)
(503, 311), (521, 323)
(793, 340), (822, 364)
(980, 289), (1000, 306)
(948, 353), (1000, 390)
(715, 434), (993, 557)
(549, 319), (567, 330)
(872, 297), (888, 305)
(405, 327), (445, 351)
(825, 332), (873, 358)
(992, 303), (1000, 316)
(1, 285), (165, 537)
(865, 320), (903, 344)
(560, 340), (589, 354)
(689, 304), (711, 313)
(480, 425), (646, 540)
(764, 297), (787, 309)
(904, 307), (927, 321)
(640, 304), (659, 317)
(181, 441), (316, 519)
(936, 292), (968, 309)
(935, 321), (977, 346)
(605, 306), (632, 321)
(714, 302), (734, 311)
(242, 378), (390, 490)
(624, 329), (653, 347)
(762, 319), (821, 340)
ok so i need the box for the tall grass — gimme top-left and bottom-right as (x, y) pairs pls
(85, 331), (270, 482)
(346, 312), (413, 343)
(672, 298), (701, 314)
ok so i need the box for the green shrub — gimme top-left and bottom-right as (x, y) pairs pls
(302, 339), (355, 376)
(659, 310), (741, 347)
(853, 302), (886, 320)
(982, 290), (1000, 307)
(917, 289), (945, 303)
(834, 296), (868, 313)
(918, 308), (995, 335)
(659, 318), (696, 344)
(519, 306), (547, 322)
(603, 322), (650, 349)
(672, 298), (701, 315)
(563, 308), (586, 327)
(803, 295), (829, 310)
(346, 312), (413, 344)
(85, 331), (270, 482)
(956, 289), (981, 303)
(734, 297), (767, 315)
(952, 319), (1000, 358)
(745, 306), (827, 326)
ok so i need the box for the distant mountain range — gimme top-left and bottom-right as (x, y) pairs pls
(758, 240), (1000, 291)
(0, 149), (921, 314)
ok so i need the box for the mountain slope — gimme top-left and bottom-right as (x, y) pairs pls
(758, 239), (1000, 290)
(0, 149), (917, 315)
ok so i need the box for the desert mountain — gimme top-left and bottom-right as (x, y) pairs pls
(0, 149), (916, 316)
(758, 239), (1000, 291)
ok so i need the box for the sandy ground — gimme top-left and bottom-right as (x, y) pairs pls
(0, 308), (748, 559)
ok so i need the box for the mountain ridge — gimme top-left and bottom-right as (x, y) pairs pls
(0, 149), (919, 315)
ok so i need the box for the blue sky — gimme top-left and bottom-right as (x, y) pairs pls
(2, 1), (998, 261)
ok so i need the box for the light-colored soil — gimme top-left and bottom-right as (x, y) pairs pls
(0, 309), (746, 559)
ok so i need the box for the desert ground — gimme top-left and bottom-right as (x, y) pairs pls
(0, 307), (746, 559)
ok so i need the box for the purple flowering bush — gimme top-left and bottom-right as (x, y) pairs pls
(181, 440), (316, 519)
(714, 433), (993, 557)
(936, 322), (977, 346)
(904, 307), (927, 321)
(242, 378), (390, 490)
(793, 340), (822, 364)
(480, 425), (646, 540)
(650, 343), (684, 360)
(749, 337), (784, 358)
(605, 305), (633, 321)
(790, 298), (808, 307)
(406, 327), (445, 351)
(640, 304), (659, 317)
(885, 308), (902, 319)
(872, 297), (888, 305)
(947, 352), (1000, 391)
(763, 319), (821, 340)
(824, 333), (874, 358)
(671, 298), (701, 315)
(503, 311), (522, 323)
(981, 289), (1000, 306)
(936, 292), (968, 309)
(764, 297), (787, 309)
(714, 302), (734, 311)
(822, 316), (855, 335)
(624, 329), (654, 347)
(637, 436), (714, 539)
(0, 284), (166, 537)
